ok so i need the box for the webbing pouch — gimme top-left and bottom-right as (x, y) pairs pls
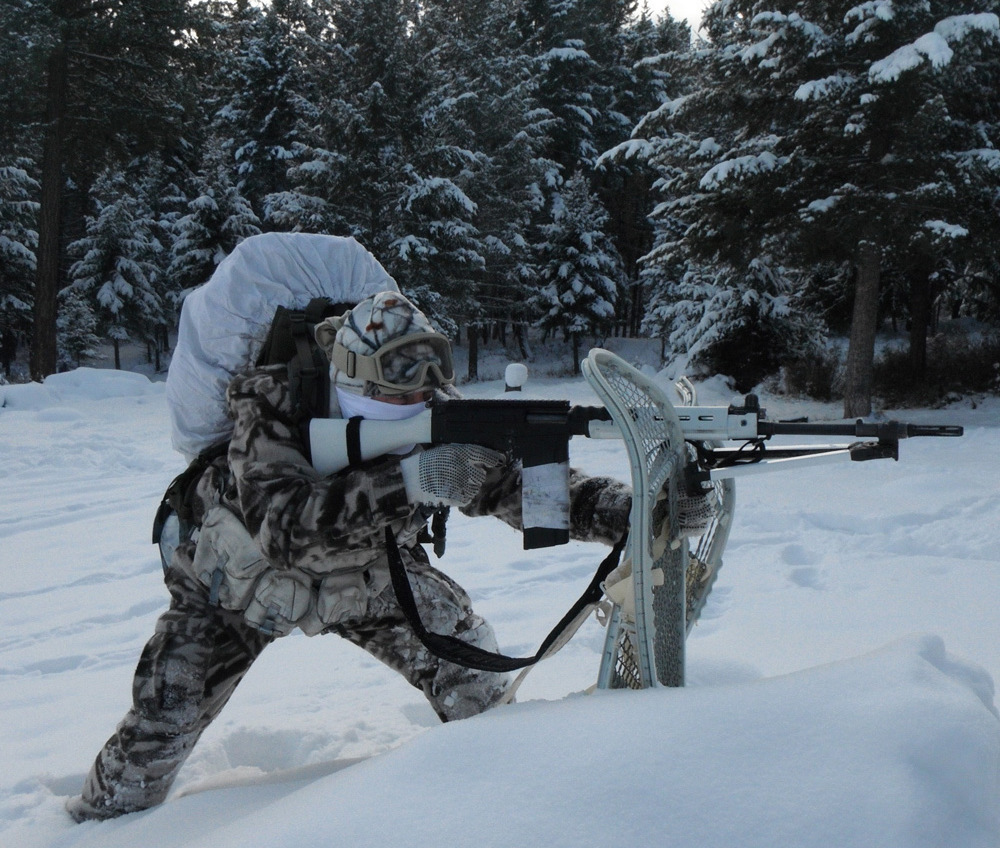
(189, 506), (271, 611)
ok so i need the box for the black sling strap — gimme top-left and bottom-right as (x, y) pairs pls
(384, 525), (629, 673)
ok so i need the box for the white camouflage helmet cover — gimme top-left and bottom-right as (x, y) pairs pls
(314, 291), (453, 397)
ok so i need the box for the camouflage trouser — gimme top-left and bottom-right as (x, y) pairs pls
(73, 542), (509, 820)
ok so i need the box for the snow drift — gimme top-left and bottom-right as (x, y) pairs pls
(2, 367), (999, 848)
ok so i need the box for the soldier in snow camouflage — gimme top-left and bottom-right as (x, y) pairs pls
(68, 291), (632, 822)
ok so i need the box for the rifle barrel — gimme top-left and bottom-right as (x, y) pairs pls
(758, 420), (964, 440)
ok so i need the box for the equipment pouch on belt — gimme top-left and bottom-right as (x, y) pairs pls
(244, 570), (315, 637)
(315, 571), (367, 629)
(189, 506), (271, 612)
(188, 506), (372, 637)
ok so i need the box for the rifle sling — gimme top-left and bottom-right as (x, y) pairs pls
(384, 525), (628, 673)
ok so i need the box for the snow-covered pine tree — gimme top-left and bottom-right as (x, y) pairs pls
(519, 0), (637, 175)
(56, 287), (101, 369)
(644, 256), (826, 390)
(128, 150), (198, 353)
(401, 0), (558, 363)
(67, 177), (165, 369)
(598, 6), (693, 335)
(167, 165), (262, 293)
(22, 0), (204, 380)
(632, 0), (1000, 412)
(376, 1), (485, 337)
(390, 168), (485, 339)
(0, 161), (38, 377)
(533, 171), (623, 371)
(266, 0), (417, 255)
(520, 0), (666, 341)
(765, 0), (1000, 405)
(211, 0), (327, 219)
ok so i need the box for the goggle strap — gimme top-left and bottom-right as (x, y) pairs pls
(332, 344), (380, 384)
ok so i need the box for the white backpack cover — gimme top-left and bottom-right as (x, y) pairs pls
(166, 233), (399, 461)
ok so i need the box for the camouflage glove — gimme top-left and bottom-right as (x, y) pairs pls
(400, 444), (506, 507)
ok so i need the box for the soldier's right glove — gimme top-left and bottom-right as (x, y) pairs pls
(400, 444), (506, 507)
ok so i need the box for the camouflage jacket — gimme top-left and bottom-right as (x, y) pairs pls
(185, 365), (632, 633)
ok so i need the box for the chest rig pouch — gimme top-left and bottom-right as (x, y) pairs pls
(187, 505), (369, 637)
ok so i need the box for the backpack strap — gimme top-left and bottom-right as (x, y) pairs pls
(256, 297), (353, 429)
(286, 309), (328, 422)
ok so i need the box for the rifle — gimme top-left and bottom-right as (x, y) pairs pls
(308, 392), (962, 550)
(310, 399), (612, 549)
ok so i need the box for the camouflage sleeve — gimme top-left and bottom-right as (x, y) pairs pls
(226, 370), (412, 570)
(461, 461), (632, 547)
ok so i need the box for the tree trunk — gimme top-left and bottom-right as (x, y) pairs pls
(631, 281), (643, 337)
(467, 323), (479, 381)
(30, 39), (70, 383)
(113, 338), (121, 370)
(843, 240), (881, 418)
(572, 333), (581, 375)
(514, 323), (529, 360)
(908, 264), (932, 383)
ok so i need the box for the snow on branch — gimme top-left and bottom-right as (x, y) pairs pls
(795, 73), (855, 101)
(869, 14), (1000, 83)
(957, 148), (1000, 170)
(699, 151), (786, 190)
(597, 138), (655, 165)
(924, 220), (969, 239)
(935, 13), (1000, 42)
(845, 1), (895, 26)
(539, 44), (593, 71)
(742, 12), (827, 64)
(633, 94), (691, 136)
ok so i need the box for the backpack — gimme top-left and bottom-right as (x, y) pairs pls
(152, 233), (399, 560)
(166, 232), (398, 461)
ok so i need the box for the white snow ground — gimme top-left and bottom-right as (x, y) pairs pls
(1, 362), (999, 848)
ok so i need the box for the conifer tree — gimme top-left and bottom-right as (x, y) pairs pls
(130, 150), (199, 342)
(67, 180), (165, 369)
(267, 0), (418, 256)
(519, 0), (638, 174)
(168, 165), (262, 292)
(403, 0), (554, 350)
(56, 286), (101, 368)
(634, 0), (1000, 413)
(599, 7), (693, 334)
(211, 0), (329, 219)
(0, 161), (39, 377)
(23, 0), (205, 380)
(533, 171), (623, 370)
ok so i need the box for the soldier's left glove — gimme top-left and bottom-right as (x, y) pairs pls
(400, 444), (506, 507)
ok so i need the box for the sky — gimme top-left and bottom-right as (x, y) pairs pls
(659, 0), (708, 27)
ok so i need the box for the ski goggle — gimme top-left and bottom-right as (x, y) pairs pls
(331, 332), (455, 395)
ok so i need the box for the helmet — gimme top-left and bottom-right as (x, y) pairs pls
(314, 291), (455, 397)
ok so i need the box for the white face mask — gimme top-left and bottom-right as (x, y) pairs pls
(335, 387), (428, 421)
